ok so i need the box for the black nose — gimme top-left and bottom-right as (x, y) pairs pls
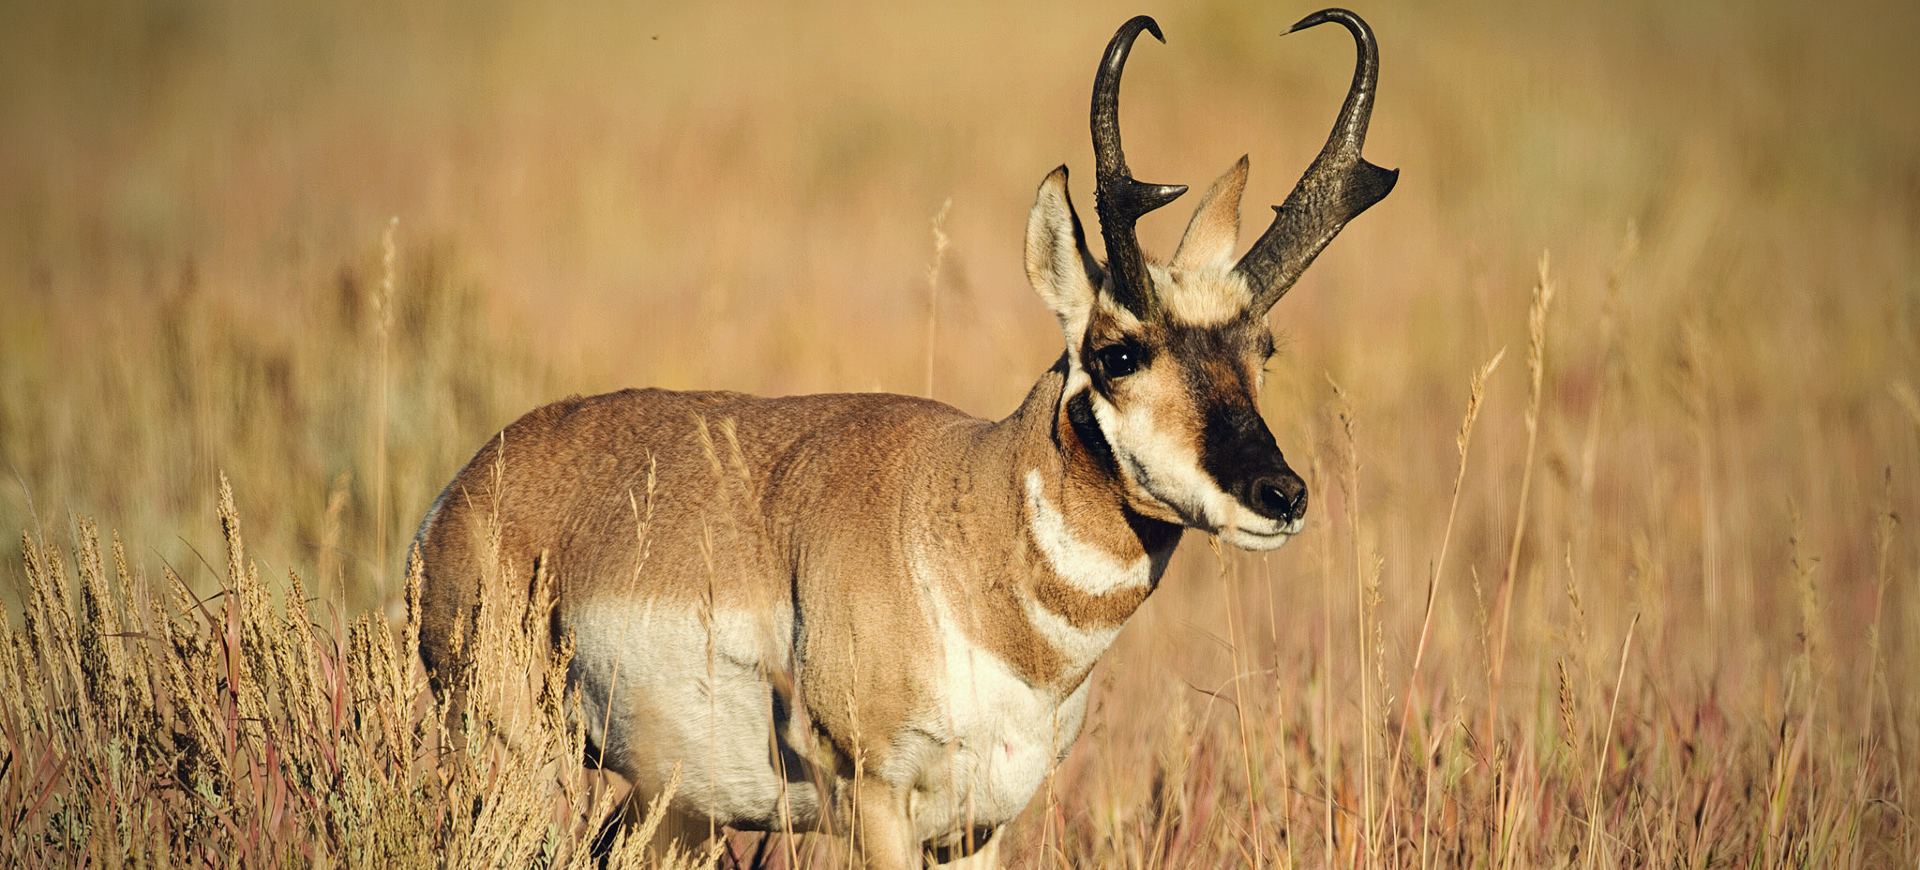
(1249, 471), (1308, 524)
(1201, 401), (1309, 525)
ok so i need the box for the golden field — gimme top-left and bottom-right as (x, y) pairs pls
(1, 0), (1915, 865)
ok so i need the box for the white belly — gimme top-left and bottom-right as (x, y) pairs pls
(566, 599), (824, 830)
(565, 594), (1091, 844)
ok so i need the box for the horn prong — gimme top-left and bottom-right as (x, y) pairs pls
(1091, 16), (1187, 318)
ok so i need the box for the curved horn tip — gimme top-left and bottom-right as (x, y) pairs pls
(1119, 15), (1168, 43)
(1287, 8), (1369, 36)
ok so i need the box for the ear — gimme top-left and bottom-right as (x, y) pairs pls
(1025, 166), (1102, 327)
(1169, 156), (1248, 271)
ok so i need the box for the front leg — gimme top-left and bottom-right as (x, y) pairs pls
(852, 776), (918, 870)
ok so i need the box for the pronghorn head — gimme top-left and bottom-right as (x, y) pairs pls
(1025, 10), (1396, 551)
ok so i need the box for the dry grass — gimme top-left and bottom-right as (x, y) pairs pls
(3, 0), (1917, 865)
(0, 473), (709, 867)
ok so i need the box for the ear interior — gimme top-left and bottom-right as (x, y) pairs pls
(1025, 166), (1102, 328)
(1169, 156), (1249, 271)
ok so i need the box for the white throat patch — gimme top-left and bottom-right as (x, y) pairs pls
(1023, 469), (1152, 595)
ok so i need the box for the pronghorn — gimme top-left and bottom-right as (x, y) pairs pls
(415, 9), (1395, 868)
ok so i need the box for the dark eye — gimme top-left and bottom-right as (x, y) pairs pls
(1094, 344), (1140, 379)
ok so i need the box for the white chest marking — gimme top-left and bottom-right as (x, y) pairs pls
(1022, 469), (1172, 669)
(1023, 469), (1151, 595)
(891, 590), (1090, 840)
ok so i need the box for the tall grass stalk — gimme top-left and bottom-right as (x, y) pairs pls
(1209, 540), (1265, 867)
(1383, 347), (1503, 845)
(372, 217), (398, 596)
(1487, 253), (1554, 759)
(1325, 373), (1374, 863)
(1584, 612), (1637, 868)
(924, 198), (952, 401)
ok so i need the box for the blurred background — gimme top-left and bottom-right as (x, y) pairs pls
(2, 0), (1916, 860)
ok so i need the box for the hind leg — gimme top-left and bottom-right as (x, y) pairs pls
(925, 825), (1002, 869)
(594, 792), (718, 865)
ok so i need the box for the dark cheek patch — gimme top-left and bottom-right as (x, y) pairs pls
(1066, 390), (1119, 479)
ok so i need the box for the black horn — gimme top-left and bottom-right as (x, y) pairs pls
(1235, 8), (1398, 313)
(1092, 16), (1188, 318)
